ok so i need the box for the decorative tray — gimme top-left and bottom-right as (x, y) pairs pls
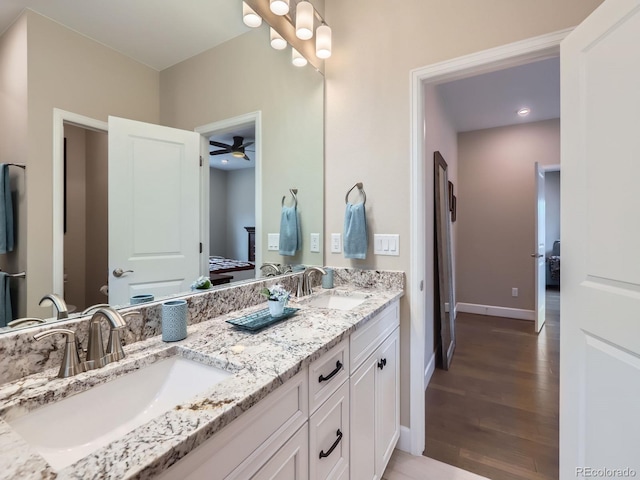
(226, 307), (300, 332)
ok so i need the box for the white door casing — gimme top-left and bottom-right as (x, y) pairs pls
(561, 0), (640, 477)
(108, 116), (201, 305)
(535, 162), (546, 333)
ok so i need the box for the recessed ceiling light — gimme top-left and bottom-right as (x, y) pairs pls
(221, 159), (229, 164)
(517, 107), (531, 117)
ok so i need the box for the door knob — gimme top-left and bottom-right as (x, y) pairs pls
(113, 268), (134, 278)
(530, 254), (544, 258)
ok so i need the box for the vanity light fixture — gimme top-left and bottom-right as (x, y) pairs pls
(517, 107), (531, 117)
(292, 48), (308, 67)
(270, 27), (287, 50)
(315, 24), (332, 59)
(296, 1), (314, 40)
(270, 0), (290, 15)
(242, 2), (262, 28)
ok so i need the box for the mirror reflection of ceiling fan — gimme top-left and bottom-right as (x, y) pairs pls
(209, 136), (254, 161)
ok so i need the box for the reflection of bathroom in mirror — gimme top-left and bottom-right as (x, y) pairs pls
(0, 10), (324, 330)
(434, 151), (456, 370)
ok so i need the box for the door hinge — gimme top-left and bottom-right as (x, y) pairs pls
(199, 242), (203, 254)
(199, 155), (203, 167)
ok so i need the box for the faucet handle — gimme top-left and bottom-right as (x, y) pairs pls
(34, 329), (84, 378)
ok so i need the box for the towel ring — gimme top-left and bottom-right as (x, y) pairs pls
(345, 182), (366, 205)
(282, 188), (298, 208)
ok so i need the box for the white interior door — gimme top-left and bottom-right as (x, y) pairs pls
(534, 162), (546, 333)
(561, 0), (640, 477)
(108, 116), (201, 305)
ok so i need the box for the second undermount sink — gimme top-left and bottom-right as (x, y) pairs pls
(304, 291), (368, 311)
(7, 355), (233, 471)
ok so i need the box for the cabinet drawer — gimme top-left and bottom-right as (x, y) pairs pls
(158, 369), (308, 480)
(244, 423), (309, 480)
(350, 300), (399, 373)
(309, 381), (350, 480)
(309, 339), (349, 414)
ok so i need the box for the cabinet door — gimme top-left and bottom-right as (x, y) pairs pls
(350, 356), (377, 480)
(375, 328), (400, 475)
(309, 381), (350, 480)
(252, 424), (309, 480)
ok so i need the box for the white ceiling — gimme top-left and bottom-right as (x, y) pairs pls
(0, 0), (250, 70)
(437, 57), (560, 133)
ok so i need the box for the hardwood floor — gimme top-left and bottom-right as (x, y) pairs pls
(383, 449), (489, 480)
(423, 289), (560, 480)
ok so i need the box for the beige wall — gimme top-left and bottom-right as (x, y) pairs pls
(0, 16), (28, 319)
(545, 171), (561, 257)
(324, 0), (602, 428)
(160, 26), (324, 267)
(209, 168), (229, 256)
(423, 84), (458, 370)
(456, 119), (560, 311)
(227, 169), (256, 261)
(85, 129), (108, 307)
(25, 11), (159, 316)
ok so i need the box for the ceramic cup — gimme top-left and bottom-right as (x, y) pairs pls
(130, 294), (154, 305)
(322, 268), (334, 289)
(268, 299), (286, 318)
(162, 299), (188, 342)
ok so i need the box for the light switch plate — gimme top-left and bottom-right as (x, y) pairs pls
(374, 234), (400, 256)
(331, 233), (342, 253)
(310, 233), (320, 253)
(268, 233), (280, 251)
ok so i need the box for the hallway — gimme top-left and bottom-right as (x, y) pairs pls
(423, 290), (560, 479)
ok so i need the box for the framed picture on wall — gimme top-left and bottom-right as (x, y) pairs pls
(448, 181), (454, 212)
(451, 195), (457, 222)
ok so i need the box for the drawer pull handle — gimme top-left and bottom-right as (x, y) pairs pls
(319, 429), (343, 459)
(377, 358), (387, 370)
(318, 360), (343, 383)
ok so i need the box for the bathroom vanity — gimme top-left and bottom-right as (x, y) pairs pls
(0, 270), (403, 480)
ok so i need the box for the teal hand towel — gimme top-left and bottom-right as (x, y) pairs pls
(0, 164), (14, 254)
(344, 202), (367, 259)
(279, 206), (301, 256)
(0, 273), (12, 327)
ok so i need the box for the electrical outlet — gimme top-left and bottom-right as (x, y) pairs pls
(310, 233), (320, 253)
(331, 233), (342, 253)
(512, 287), (519, 297)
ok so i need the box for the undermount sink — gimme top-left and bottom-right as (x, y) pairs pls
(7, 356), (233, 470)
(304, 291), (368, 311)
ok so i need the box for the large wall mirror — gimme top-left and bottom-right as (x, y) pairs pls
(0, 11), (324, 331)
(434, 151), (456, 369)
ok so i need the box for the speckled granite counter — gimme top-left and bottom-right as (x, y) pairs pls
(0, 281), (403, 479)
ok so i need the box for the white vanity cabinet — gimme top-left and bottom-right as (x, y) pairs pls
(158, 299), (400, 480)
(349, 301), (400, 480)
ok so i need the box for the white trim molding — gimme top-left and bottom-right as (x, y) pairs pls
(424, 352), (436, 387)
(456, 302), (535, 321)
(407, 28), (570, 457)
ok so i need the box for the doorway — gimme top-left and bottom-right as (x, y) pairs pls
(63, 124), (108, 311)
(406, 28), (570, 458)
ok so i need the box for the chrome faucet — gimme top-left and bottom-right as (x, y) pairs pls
(85, 307), (127, 369)
(39, 293), (69, 320)
(297, 266), (327, 297)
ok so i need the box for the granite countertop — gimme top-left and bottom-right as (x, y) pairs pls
(0, 285), (403, 480)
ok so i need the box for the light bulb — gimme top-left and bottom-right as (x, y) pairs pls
(242, 2), (262, 28)
(316, 25), (332, 59)
(270, 0), (289, 15)
(292, 48), (308, 67)
(296, 1), (314, 40)
(517, 107), (531, 117)
(270, 27), (287, 50)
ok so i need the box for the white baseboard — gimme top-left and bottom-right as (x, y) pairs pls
(456, 302), (534, 321)
(424, 352), (436, 387)
(397, 425), (412, 453)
